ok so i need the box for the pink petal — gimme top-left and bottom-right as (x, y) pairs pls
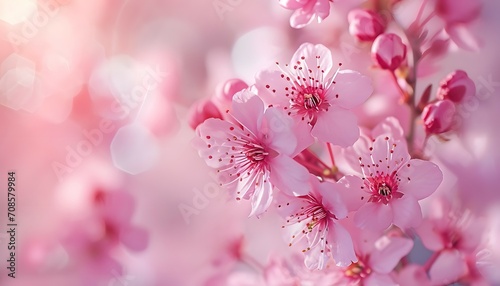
(398, 159), (443, 200)
(415, 220), (444, 251)
(313, 0), (331, 21)
(120, 225), (149, 252)
(291, 120), (314, 156)
(315, 179), (348, 219)
(364, 272), (398, 286)
(328, 222), (357, 267)
(304, 242), (329, 270)
(337, 176), (367, 212)
(255, 69), (292, 107)
(429, 250), (467, 285)
(327, 70), (373, 109)
(231, 90), (264, 136)
(371, 117), (404, 140)
(390, 195), (423, 229)
(260, 107), (297, 156)
(446, 24), (481, 52)
(368, 137), (410, 174)
(354, 203), (393, 232)
(291, 43), (333, 76)
(369, 236), (414, 274)
(195, 118), (238, 168)
(290, 4), (316, 29)
(249, 174), (274, 217)
(268, 154), (311, 196)
(279, 0), (308, 10)
(311, 107), (359, 146)
(395, 264), (431, 286)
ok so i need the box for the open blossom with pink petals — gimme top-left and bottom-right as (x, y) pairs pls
(415, 199), (486, 285)
(195, 90), (311, 216)
(277, 175), (356, 270)
(341, 135), (443, 232)
(279, 0), (333, 28)
(341, 234), (414, 286)
(256, 43), (373, 147)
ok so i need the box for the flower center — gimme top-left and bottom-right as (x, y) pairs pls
(366, 172), (403, 205)
(303, 92), (322, 110)
(344, 260), (371, 280)
(378, 182), (392, 196)
(244, 145), (268, 162)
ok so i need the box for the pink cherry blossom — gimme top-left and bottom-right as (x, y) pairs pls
(195, 90), (311, 216)
(437, 70), (476, 103)
(415, 199), (486, 284)
(348, 9), (386, 42)
(277, 175), (356, 269)
(341, 135), (443, 232)
(342, 234), (414, 286)
(422, 99), (456, 135)
(256, 43), (373, 146)
(187, 98), (223, 130)
(371, 33), (407, 71)
(278, 0), (332, 29)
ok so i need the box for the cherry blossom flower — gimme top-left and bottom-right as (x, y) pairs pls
(256, 43), (373, 146)
(348, 9), (386, 42)
(371, 33), (407, 71)
(341, 135), (443, 232)
(195, 90), (311, 216)
(415, 199), (486, 285)
(341, 234), (414, 286)
(278, 0), (333, 29)
(277, 175), (356, 270)
(421, 99), (456, 135)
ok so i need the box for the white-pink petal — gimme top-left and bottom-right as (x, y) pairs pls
(249, 175), (274, 217)
(354, 202), (393, 232)
(291, 43), (333, 76)
(311, 107), (359, 146)
(261, 107), (297, 156)
(398, 159), (443, 200)
(337, 175), (366, 212)
(328, 222), (357, 267)
(231, 90), (264, 136)
(415, 220), (444, 251)
(364, 272), (399, 286)
(390, 195), (423, 229)
(316, 179), (348, 219)
(429, 250), (468, 285)
(327, 70), (373, 109)
(268, 154), (311, 196)
(369, 236), (414, 274)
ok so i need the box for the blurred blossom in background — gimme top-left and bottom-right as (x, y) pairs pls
(0, 0), (499, 285)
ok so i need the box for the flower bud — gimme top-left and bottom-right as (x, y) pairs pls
(371, 33), (407, 71)
(422, 100), (456, 135)
(214, 78), (248, 105)
(437, 70), (476, 103)
(348, 9), (386, 42)
(436, 0), (481, 25)
(187, 99), (223, 130)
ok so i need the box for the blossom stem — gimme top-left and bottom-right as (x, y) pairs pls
(414, 0), (429, 25)
(390, 71), (409, 103)
(303, 148), (331, 170)
(326, 143), (336, 167)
